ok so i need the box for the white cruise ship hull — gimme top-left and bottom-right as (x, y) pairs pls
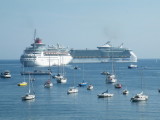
(21, 55), (72, 67)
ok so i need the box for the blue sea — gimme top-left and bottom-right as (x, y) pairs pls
(0, 59), (160, 120)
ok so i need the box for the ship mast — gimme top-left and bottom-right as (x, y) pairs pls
(33, 29), (36, 42)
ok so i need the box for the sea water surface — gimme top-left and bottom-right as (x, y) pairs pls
(0, 59), (160, 120)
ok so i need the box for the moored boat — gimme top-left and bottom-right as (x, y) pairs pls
(18, 82), (28, 86)
(130, 91), (148, 102)
(1, 70), (11, 78)
(44, 80), (53, 88)
(97, 90), (114, 98)
(128, 64), (138, 69)
(67, 87), (78, 94)
(87, 84), (93, 90)
(22, 75), (35, 100)
(78, 81), (88, 87)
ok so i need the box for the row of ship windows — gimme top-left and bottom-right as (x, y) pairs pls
(74, 56), (129, 58)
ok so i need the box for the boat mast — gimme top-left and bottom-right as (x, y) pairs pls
(28, 74), (31, 94)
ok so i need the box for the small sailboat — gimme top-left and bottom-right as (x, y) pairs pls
(87, 84), (93, 90)
(114, 75), (122, 88)
(106, 52), (117, 83)
(130, 68), (148, 102)
(18, 65), (28, 86)
(22, 74), (35, 100)
(97, 90), (114, 98)
(67, 66), (78, 94)
(44, 55), (53, 88)
(55, 58), (67, 83)
(78, 64), (87, 87)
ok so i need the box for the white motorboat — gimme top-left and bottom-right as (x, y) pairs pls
(87, 84), (93, 90)
(131, 91), (148, 102)
(67, 87), (78, 94)
(1, 70), (11, 78)
(97, 90), (114, 98)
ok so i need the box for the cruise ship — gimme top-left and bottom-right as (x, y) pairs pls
(70, 42), (137, 63)
(20, 38), (72, 67)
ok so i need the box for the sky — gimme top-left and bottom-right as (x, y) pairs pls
(0, 0), (160, 59)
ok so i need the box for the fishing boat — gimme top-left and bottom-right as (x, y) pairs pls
(0, 70), (11, 78)
(97, 90), (114, 98)
(22, 75), (35, 100)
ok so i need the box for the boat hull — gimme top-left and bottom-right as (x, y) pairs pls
(20, 55), (72, 67)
